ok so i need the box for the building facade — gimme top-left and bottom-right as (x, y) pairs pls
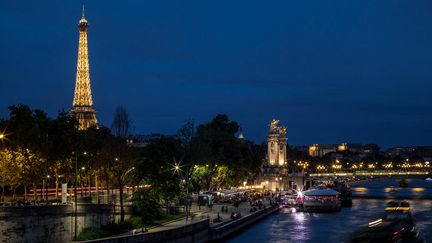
(309, 144), (338, 157)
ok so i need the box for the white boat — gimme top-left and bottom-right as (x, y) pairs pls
(300, 187), (341, 212)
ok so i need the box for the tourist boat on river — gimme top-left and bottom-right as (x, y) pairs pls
(348, 201), (424, 243)
(312, 178), (352, 206)
(279, 190), (299, 207)
(298, 187), (341, 212)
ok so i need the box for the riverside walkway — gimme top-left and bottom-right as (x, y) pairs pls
(83, 201), (278, 243)
(129, 201), (272, 235)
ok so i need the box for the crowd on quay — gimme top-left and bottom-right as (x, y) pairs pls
(198, 190), (280, 222)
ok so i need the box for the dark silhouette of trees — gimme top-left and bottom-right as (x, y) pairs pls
(111, 106), (131, 138)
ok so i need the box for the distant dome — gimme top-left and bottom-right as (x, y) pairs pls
(238, 127), (244, 139)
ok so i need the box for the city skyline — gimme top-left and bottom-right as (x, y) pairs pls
(1, 1), (432, 147)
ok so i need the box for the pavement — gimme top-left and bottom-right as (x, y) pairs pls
(129, 200), (272, 235)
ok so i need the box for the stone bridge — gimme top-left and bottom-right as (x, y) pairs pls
(309, 170), (430, 180)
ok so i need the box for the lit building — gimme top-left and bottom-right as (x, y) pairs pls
(309, 144), (337, 157)
(338, 143), (348, 151)
(309, 143), (379, 157)
(70, 6), (98, 130)
(339, 143), (379, 155)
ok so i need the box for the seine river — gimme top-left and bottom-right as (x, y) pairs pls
(228, 179), (432, 243)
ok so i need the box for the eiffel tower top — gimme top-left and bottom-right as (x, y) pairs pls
(79, 5), (88, 30)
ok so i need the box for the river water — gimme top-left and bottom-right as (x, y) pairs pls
(227, 179), (432, 243)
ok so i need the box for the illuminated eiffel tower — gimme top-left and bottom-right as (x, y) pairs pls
(71, 6), (98, 130)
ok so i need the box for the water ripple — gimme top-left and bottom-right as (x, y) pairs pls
(227, 199), (431, 243)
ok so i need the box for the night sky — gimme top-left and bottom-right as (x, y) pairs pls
(1, 1), (431, 148)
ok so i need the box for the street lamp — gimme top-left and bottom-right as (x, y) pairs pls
(73, 151), (87, 240)
(80, 167), (86, 196)
(170, 162), (193, 224)
(46, 175), (50, 201)
(74, 153), (78, 241)
(124, 167), (135, 177)
(0, 133), (5, 202)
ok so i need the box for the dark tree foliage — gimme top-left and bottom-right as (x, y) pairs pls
(191, 114), (242, 189)
(138, 114), (264, 193)
(2, 105), (81, 198)
(131, 189), (161, 223)
(111, 106), (131, 138)
(138, 136), (183, 203)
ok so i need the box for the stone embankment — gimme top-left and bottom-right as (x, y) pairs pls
(82, 205), (279, 243)
(209, 205), (279, 241)
(0, 203), (132, 243)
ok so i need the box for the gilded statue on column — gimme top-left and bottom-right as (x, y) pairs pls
(269, 119), (280, 133)
(278, 126), (287, 137)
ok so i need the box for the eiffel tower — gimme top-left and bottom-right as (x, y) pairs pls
(71, 6), (98, 130)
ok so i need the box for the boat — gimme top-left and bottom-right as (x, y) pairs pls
(281, 193), (298, 207)
(348, 201), (424, 242)
(299, 187), (341, 212)
(313, 178), (352, 206)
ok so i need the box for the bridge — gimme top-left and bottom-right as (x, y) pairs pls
(309, 170), (430, 178)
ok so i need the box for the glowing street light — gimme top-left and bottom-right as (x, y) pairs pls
(317, 165), (326, 171)
(171, 162), (183, 174)
(0, 133), (6, 145)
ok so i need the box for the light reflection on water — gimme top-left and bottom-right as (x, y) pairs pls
(227, 199), (432, 243)
(227, 179), (432, 243)
(351, 179), (432, 199)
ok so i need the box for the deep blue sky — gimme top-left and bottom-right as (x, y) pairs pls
(1, 1), (431, 148)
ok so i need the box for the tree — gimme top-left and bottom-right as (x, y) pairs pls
(45, 111), (78, 197)
(111, 106), (131, 138)
(191, 114), (242, 190)
(139, 136), (183, 204)
(0, 149), (30, 200)
(96, 106), (137, 222)
(78, 125), (112, 199)
(6, 105), (51, 200)
(131, 189), (161, 223)
(97, 137), (138, 222)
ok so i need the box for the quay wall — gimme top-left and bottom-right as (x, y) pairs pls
(209, 205), (279, 241)
(0, 204), (132, 243)
(83, 219), (210, 243)
(80, 205), (279, 243)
